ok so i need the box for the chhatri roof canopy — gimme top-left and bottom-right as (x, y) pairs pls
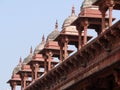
(46, 21), (60, 41)
(93, 0), (120, 10)
(12, 58), (22, 74)
(23, 47), (33, 64)
(62, 6), (77, 29)
(34, 35), (46, 54)
(55, 6), (92, 48)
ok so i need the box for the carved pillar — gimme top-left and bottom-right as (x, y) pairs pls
(64, 36), (68, 60)
(58, 39), (64, 62)
(11, 82), (16, 90)
(21, 73), (28, 90)
(47, 51), (53, 71)
(109, 6), (113, 27)
(31, 66), (34, 81)
(77, 26), (82, 50)
(44, 55), (48, 73)
(108, 0), (114, 27)
(20, 73), (23, 90)
(83, 20), (88, 45)
(58, 36), (69, 61)
(101, 11), (106, 33)
(60, 45), (63, 62)
(31, 63), (39, 81)
(35, 63), (39, 79)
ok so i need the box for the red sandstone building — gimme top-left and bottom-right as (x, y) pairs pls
(7, 0), (120, 90)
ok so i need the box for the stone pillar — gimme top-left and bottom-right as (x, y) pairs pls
(21, 75), (24, 90)
(78, 27), (82, 50)
(108, 0), (114, 27)
(31, 66), (35, 81)
(44, 56), (48, 73)
(47, 51), (53, 71)
(31, 63), (39, 81)
(64, 36), (68, 60)
(109, 6), (113, 27)
(21, 73), (27, 90)
(58, 40), (64, 62)
(101, 11), (106, 33)
(11, 82), (16, 90)
(34, 63), (39, 79)
(83, 20), (88, 45)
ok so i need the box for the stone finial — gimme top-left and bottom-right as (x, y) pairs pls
(42, 34), (45, 42)
(19, 56), (22, 66)
(19, 57), (22, 64)
(72, 5), (75, 15)
(30, 46), (33, 54)
(55, 20), (58, 30)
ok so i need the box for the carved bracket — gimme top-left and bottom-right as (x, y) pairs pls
(113, 69), (120, 86)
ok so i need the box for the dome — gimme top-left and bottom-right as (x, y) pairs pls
(34, 35), (46, 54)
(62, 6), (77, 29)
(23, 54), (32, 64)
(12, 58), (22, 74)
(47, 30), (60, 41)
(46, 21), (60, 41)
(23, 47), (33, 64)
(13, 65), (21, 74)
(81, 0), (97, 9)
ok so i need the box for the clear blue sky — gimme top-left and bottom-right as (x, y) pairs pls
(0, 0), (119, 90)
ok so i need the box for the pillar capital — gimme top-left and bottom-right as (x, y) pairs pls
(81, 19), (89, 27)
(106, 0), (115, 7)
(10, 82), (16, 87)
(58, 40), (64, 48)
(20, 72), (27, 78)
(46, 51), (53, 57)
(32, 63), (39, 68)
(84, 19), (89, 26)
(64, 36), (69, 42)
(10, 82), (16, 90)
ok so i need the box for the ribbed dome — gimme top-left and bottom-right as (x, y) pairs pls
(81, 0), (97, 9)
(47, 21), (60, 41)
(23, 47), (33, 64)
(13, 58), (22, 74)
(47, 30), (60, 41)
(34, 35), (46, 54)
(23, 54), (32, 64)
(62, 6), (77, 29)
(13, 65), (21, 74)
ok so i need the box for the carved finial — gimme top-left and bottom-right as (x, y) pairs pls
(72, 5), (75, 15)
(19, 57), (22, 64)
(30, 46), (33, 54)
(42, 34), (45, 42)
(55, 20), (58, 30)
(18, 56), (22, 66)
